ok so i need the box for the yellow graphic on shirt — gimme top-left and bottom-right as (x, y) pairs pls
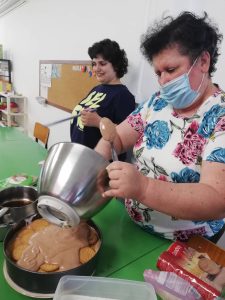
(71, 91), (106, 131)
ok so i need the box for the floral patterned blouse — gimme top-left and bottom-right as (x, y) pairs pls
(126, 89), (225, 241)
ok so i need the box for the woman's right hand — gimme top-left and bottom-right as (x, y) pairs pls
(102, 161), (148, 200)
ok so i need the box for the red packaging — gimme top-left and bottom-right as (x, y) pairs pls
(157, 250), (220, 300)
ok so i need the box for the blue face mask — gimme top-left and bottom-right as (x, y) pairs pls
(160, 58), (205, 109)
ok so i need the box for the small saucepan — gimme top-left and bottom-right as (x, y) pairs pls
(0, 186), (38, 240)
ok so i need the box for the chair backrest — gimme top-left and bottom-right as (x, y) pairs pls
(33, 122), (50, 149)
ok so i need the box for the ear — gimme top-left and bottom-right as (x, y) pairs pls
(199, 51), (210, 73)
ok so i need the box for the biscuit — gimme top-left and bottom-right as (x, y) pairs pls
(40, 263), (59, 272)
(12, 244), (28, 261)
(79, 246), (96, 264)
(37, 268), (46, 272)
(11, 227), (35, 251)
(20, 231), (35, 244)
(30, 219), (50, 232)
(12, 237), (24, 249)
(17, 227), (34, 238)
(198, 257), (220, 275)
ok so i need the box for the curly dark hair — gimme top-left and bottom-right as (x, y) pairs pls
(88, 38), (128, 78)
(140, 11), (223, 77)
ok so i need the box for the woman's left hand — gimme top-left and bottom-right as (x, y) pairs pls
(102, 161), (148, 199)
(81, 110), (101, 127)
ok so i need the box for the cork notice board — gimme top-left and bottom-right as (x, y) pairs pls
(39, 60), (99, 112)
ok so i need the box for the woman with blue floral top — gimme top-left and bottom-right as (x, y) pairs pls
(95, 11), (225, 242)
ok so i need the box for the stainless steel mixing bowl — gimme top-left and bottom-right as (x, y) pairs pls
(37, 142), (110, 226)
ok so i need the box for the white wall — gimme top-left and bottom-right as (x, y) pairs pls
(0, 0), (224, 147)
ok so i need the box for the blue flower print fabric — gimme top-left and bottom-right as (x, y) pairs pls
(125, 90), (225, 241)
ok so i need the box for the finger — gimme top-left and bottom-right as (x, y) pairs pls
(102, 189), (118, 198)
(81, 116), (87, 123)
(106, 162), (124, 172)
(108, 170), (124, 182)
(85, 108), (94, 112)
(81, 110), (88, 116)
(108, 178), (120, 188)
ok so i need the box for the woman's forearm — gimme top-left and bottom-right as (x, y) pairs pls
(95, 138), (112, 160)
(139, 177), (225, 220)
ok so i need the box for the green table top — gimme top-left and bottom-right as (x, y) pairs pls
(0, 127), (171, 300)
(109, 243), (171, 281)
(0, 127), (30, 142)
(0, 128), (47, 180)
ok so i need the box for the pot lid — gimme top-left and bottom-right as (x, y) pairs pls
(37, 195), (80, 227)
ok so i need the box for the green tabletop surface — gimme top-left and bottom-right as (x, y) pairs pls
(0, 127), (172, 300)
(109, 243), (171, 281)
(0, 127), (30, 142)
(0, 128), (47, 180)
(93, 200), (169, 277)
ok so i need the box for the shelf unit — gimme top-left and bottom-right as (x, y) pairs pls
(0, 93), (27, 132)
(0, 59), (11, 83)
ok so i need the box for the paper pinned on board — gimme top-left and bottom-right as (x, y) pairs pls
(40, 64), (52, 88)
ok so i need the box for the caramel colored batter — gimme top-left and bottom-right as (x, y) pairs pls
(17, 222), (91, 272)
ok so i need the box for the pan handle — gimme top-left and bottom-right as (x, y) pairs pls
(45, 108), (97, 127)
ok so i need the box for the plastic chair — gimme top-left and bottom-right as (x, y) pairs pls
(33, 122), (50, 149)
